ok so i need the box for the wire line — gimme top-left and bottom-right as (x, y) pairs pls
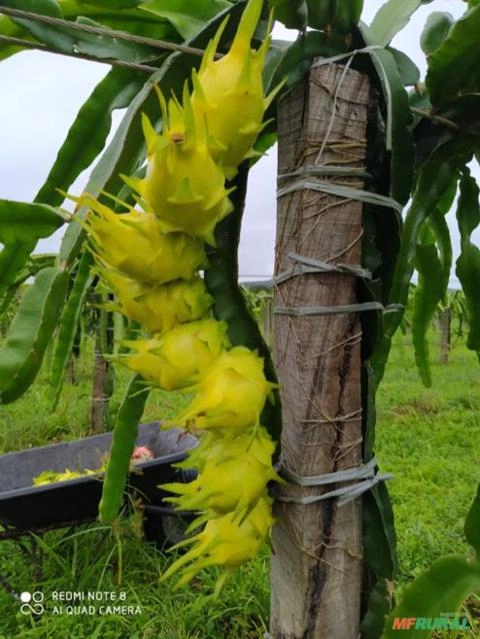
(0, 6), (219, 59)
(0, 34), (159, 73)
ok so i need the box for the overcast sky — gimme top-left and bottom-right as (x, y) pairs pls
(0, 0), (469, 281)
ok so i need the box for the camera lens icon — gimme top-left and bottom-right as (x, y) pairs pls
(20, 591), (44, 615)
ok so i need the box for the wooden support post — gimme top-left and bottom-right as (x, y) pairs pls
(270, 63), (370, 638)
(90, 301), (114, 434)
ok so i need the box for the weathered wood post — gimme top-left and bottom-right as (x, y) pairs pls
(270, 63), (370, 638)
(91, 301), (114, 434)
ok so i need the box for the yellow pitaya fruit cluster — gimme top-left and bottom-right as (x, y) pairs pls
(76, 0), (278, 594)
(161, 495), (275, 598)
(126, 0), (279, 217)
(158, 347), (279, 592)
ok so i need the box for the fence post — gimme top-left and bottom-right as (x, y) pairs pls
(270, 62), (369, 638)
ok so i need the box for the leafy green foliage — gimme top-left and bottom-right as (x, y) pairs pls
(271, 0), (364, 34)
(365, 44), (413, 205)
(388, 47), (419, 86)
(426, 4), (480, 107)
(0, 200), (66, 298)
(0, 15), (31, 61)
(447, 289), (470, 337)
(6, 10), (169, 61)
(411, 210), (451, 386)
(0, 200), (65, 244)
(98, 375), (149, 522)
(0, 2), (178, 61)
(383, 557), (480, 638)
(79, 0), (144, 9)
(35, 67), (145, 207)
(420, 11), (454, 55)
(0, 253), (56, 321)
(0, 267), (68, 404)
(359, 23), (480, 622)
(1, 0), (62, 18)
(49, 251), (93, 409)
(363, 486), (397, 580)
(361, 579), (394, 639)
(368, 0), (426, 46)
(140, 0), (231, 39)
(372, 146), (461, 386)
(240, 285), (271, 323)
(411, 227), (443, 386)
(266, 30), (347, 93)
(0, 2), (480, 637)
(269, 0), (307, 30)
(465, 484), (480, 561)
(306, 0), (363, 33)
(58, 2), (180, 38)
(0, 1), (61, 62)
(456, 169), (480, 352)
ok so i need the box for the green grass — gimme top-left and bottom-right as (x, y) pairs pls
(0, 330), (479, 637)
(376, 332), (480, 582)
(0, 519), (270, 638)
(0, 346), (189, 454)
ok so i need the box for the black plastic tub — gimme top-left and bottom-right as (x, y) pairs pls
(0, 423), (197, 532)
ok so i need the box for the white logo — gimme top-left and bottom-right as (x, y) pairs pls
(19, 591), (45, 615)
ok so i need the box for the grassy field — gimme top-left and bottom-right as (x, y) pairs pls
(0, 329), (479, 637)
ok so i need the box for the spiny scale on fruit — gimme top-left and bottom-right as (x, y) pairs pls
(160, 497), (274, 597)
(82, 196), (206, 285)
(116, 320), (230, 391)
(167, 346), (277, 435)
(97, 269), (213, 334)
(162, 431), (279, 519)
(174, 426), (277, 473)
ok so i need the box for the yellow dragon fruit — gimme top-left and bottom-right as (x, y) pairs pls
(127, 86), (232, 245)
(33, 468), (98, 485)
(175, 426), (276, 472)
(81, 195), (206, 285)
(161, 496), (274, 596)
(190, 0), (277, 177)
(98, 268), (213, 334)
(162, 430), (278, 520)
(117, 320), (230, 390)
(168, 346), (276, 435)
